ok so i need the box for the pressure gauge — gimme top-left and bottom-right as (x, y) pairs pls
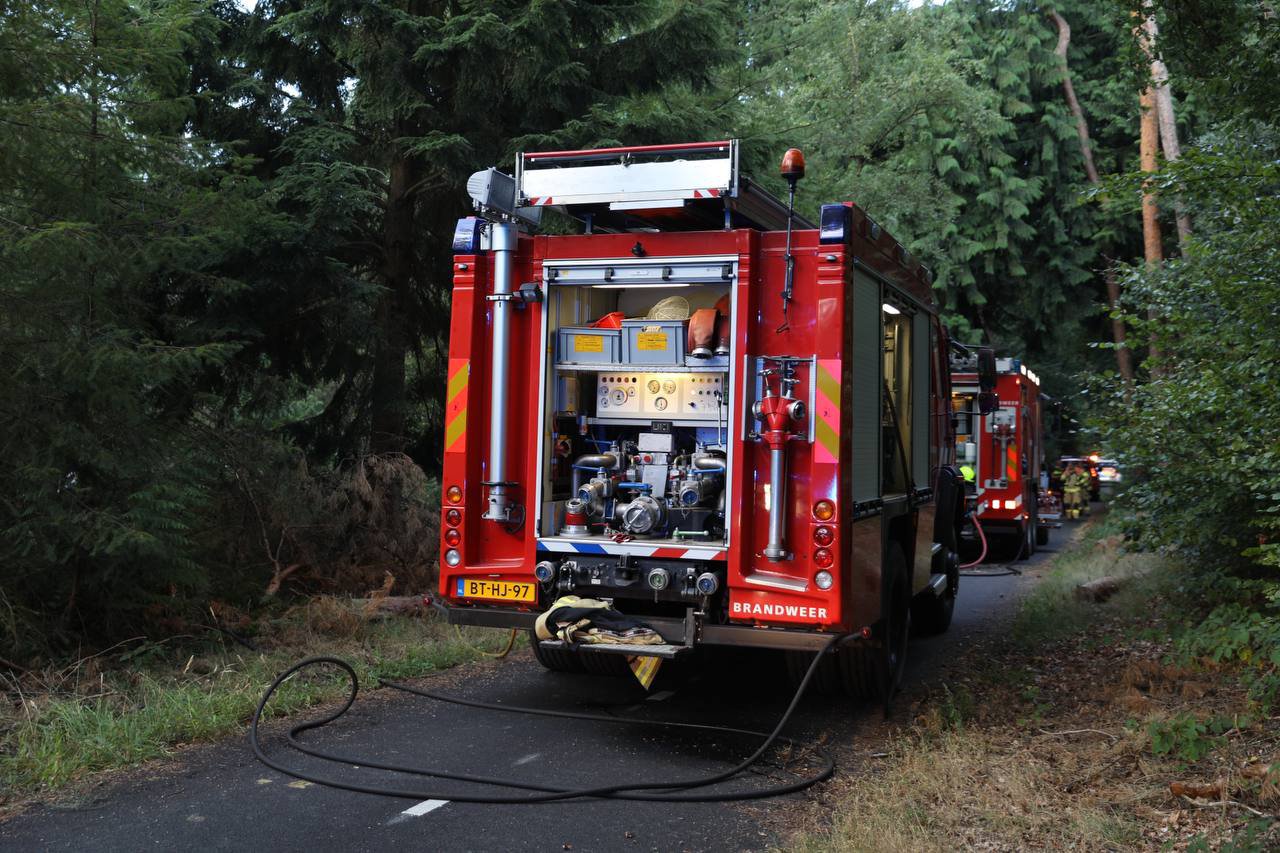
(627, 386), (636, 398)
(647, 379), (661, 393)
(662, 380), (676, 394)
(654, 397), (668, 411)
(611, 389), (626, 405)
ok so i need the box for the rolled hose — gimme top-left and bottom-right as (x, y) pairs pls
(251, 635), (841, 804)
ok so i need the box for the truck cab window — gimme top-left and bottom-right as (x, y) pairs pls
(882, 305), (912, 494)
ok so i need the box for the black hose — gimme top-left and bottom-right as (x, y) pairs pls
(250, 635), (841, 804)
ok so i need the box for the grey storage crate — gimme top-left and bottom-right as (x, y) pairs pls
(556, 326), (621, 365)
(622, 319), (686, 365)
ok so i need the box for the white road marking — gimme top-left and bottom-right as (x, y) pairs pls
(402, 799), (449, 817)
(512, 752), (541, 766)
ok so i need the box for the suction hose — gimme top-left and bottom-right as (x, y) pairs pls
(251, 635), (842, 804)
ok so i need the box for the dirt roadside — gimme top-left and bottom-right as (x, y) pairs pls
(777, 526), (1280, 852)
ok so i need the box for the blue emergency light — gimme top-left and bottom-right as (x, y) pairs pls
(818, 203), (851, 244)
(452, 216), (485, 254)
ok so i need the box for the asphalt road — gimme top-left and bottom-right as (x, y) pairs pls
(1, 531), (1074, 853)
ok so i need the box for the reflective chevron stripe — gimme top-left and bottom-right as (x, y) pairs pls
(814, 360), (841, 464)
(444, 359), (468, 453)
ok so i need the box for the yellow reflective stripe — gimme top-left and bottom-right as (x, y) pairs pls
(816, 363), (839, 406)
(445, 409), (466, 449)
(815, 415), (839, 462)
(447, 364), (468, 404)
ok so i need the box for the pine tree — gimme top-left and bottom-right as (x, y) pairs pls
(0, 0), (283, 645)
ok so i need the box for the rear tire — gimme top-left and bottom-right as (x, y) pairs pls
(834, 544), (910, 702)
(578, 649), (632, 677)
(1017, 519), (1034, 561)
(528, 630), (585, 673)
(1036, 523), (1050, 547)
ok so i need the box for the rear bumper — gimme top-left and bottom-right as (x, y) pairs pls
(440, 601), (845, 652)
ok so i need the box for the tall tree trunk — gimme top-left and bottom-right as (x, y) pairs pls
(371, 151), (420, 453)
(1141, 10), (1192, 249)
(1049, 10), (1134, 388)
(1139, 86), (1164, 370)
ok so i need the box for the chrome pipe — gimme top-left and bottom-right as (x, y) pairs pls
(764, 446), (790, 561)
(571, 453), (617, 495)
(692, 454), (727, 473)
(484, 222), (518, 521)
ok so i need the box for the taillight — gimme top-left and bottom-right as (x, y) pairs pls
(813, 500), (835, 521)
(813, 547), (834, 568)
(813, 525), (834, 546)
(446, 485), (463, 504)
(445, 508), (462, 526)
(444, 528), (461, 547)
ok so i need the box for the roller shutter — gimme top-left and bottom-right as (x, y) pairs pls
(850, 271), (881, 502)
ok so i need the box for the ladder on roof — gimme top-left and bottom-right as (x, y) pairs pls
(515, 140), (815, 233)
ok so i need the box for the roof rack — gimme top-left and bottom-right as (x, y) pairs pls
(515, 140), (815, 233)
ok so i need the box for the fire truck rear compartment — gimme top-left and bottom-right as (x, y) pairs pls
(538, 277), (732, 609)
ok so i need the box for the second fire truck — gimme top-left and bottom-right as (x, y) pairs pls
(951, 356), (1050, 559)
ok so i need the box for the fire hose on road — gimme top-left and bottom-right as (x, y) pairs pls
(251, 635), (841, 804)
(959, 511), (1022, 577)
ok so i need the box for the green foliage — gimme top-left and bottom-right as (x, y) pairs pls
(0, 0), (286, 646)
(743, 0), (1137, 398)
(1095, 0), (1280, 717)
(1147, 712), (1226, 763)
(1098, 123), (1280, 572)
(1149, 0), (1280, 125)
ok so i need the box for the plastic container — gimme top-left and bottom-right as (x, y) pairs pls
(557, 326), (621, 364)
(622, 319), (686, 365)
(591, 311), (625, 330)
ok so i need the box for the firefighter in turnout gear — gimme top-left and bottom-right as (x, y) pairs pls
(1063, 463), (1089, 519)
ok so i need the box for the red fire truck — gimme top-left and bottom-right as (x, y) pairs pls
(950, 357), (1049, 559)
(437, 140), (986, 699)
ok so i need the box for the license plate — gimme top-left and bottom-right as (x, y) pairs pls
(455, 578), (535, 603)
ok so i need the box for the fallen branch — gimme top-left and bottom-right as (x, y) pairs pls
(1075, 576), (1124, 603)
(1179, 796), (1272, 819)
(1039, 727), (1120, 742)
(350, 596), (426, 617)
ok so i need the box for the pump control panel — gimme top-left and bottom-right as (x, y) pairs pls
(595, 372), (725, 421)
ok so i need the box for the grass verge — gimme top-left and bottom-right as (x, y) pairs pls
(0, 601), (511, 803)
(788, 526), (1280, 852)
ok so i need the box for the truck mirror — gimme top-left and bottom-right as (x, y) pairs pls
(976, 347), (997, 393)
(978, 391), (999, 415)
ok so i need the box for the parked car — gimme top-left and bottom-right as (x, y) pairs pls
(1096, 458), (1122, 494)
